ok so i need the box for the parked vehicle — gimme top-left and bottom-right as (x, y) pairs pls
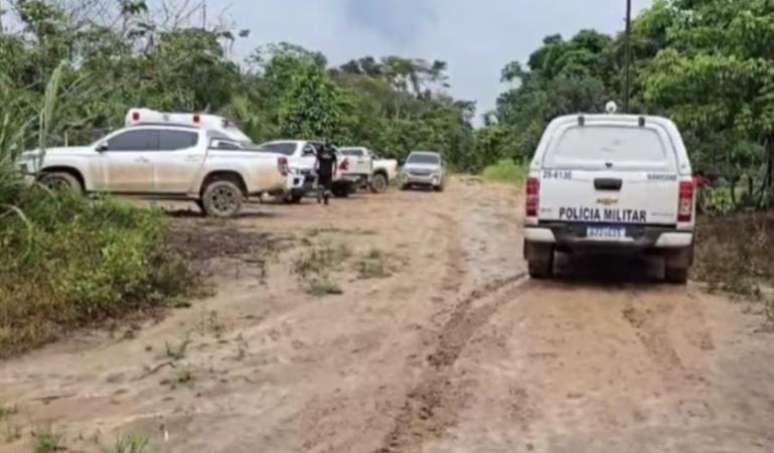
(17, 109), (289, 218)
(523, 111), (696, 283)
(338, 147), (398, 193)
(399, 151), (446, 191)
(256, 140), (359, 201)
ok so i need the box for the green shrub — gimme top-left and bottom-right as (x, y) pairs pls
(0, 191), (193, 357)
(481, 159), (528, 187)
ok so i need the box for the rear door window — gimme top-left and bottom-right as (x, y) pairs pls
(545, 126), (673, 170)
(107, 130), (159, 151)
(159, 130), (199, 151)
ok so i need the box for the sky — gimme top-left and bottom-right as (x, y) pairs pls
(208, 0), (653, 123)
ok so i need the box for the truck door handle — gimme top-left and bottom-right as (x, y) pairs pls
(594, 178), (623, 191)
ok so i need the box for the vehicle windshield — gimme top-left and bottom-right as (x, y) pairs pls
(256, 142), (297, 156)
(546, 126), (672, 170)
(407, 153), (441, 165)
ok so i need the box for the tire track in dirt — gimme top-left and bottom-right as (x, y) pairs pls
(374, 275), (529, 453)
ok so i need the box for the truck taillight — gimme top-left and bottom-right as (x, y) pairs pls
(678, 181), (694, 223)
(278, 157), (289, 176)
(526, 177), (540, 217)
(132, 111), (140, 122)
(339, 159), (349, 171)
(193, 113), (201, 125)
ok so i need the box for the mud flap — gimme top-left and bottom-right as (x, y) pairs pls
(665, 244), (694, 269)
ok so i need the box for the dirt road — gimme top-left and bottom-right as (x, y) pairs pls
(2, 180), (773, 452)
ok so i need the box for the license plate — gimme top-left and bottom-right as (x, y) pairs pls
(586, 226), (627, 240)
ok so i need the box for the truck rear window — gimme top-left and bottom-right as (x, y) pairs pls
(546, 126), (671, 169)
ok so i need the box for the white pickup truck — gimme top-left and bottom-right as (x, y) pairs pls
(17, 109), (289, 217)
(523, 113), (696, 283)
(338, 147), (399, 193)
(256, 141), (392, 200)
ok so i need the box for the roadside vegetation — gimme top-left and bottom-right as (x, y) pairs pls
(0, 45), (194, 359)
(694, 213), (774, 320)
(481, 159), (528, 187)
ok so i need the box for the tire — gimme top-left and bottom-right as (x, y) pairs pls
(284, 193), (303, 204)
(332, 184), (350, 198)
(665, 267), (689, 285)
(201, 180), (243, 218)
(400, 184), (410, 191)
(39, 172), (83, 195)
(434, 184), (444, 192)
(370, 173), (388, 193)
(528, 259), (554, 279)
(526, 244), (554, 279)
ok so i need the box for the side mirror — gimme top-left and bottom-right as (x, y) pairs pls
(96, 142), (108, 152)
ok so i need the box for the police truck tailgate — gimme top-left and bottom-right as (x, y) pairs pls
(539, 169), (680, 229)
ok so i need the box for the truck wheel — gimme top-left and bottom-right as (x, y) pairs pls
(332, 184), (350, 198)
(526, 244), (554, 279)
(40, 172), (83, 195)
(370, 174), (388, 193)
(665, 267), (689, 285)
(528, 259), (554, 279)
(202, 180), (243, 218)
(434, 184), (444, 192)
(664, 246), (692, 285)
(284, 193), (303, 204)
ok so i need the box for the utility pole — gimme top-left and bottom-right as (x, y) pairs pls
(623, 0), (633, 113)
(202, 0), (207, 30)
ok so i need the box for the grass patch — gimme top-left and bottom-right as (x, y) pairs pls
(0, 191), (196, 358)
(481, 159), (528, 187)
(305, 278), (344, 297)
(0, 405), (17, 420)
(33, 429), (64, 453)
(355, 249), (393, 280)
(104, 434), (150, 453)
(293, 242), (351, 297)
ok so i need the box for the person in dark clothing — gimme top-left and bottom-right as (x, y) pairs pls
(315, 142), (338, 205)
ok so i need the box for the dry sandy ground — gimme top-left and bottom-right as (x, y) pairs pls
(1, 179), (773, 453)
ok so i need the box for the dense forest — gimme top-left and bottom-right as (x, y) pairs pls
(0, 0), (475, 172)
(2, 0), (773, 201)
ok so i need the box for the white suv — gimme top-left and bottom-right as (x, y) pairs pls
(523, 113), (696, 283)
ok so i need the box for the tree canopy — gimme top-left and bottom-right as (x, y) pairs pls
(487, 0), (774, 206)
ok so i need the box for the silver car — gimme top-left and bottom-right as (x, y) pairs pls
(399, 151), (445, 191)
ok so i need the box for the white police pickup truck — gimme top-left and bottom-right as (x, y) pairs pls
(256, 140), (368, 201)
(17, 109), (289, 217)
(338, 147), (399, 193)
(523, 111), (696, 283)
